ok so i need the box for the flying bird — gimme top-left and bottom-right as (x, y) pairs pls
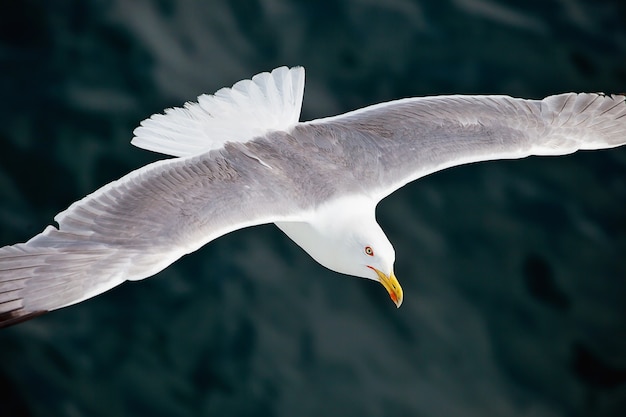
(1, 66), (625, 328)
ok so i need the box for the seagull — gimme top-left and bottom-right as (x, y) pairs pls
(1, 66), (625, 328)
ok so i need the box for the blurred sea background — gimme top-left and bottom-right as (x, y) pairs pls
(1, 1), (625, 416)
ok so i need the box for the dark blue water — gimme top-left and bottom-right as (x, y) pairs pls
(1, 1), (625, 416)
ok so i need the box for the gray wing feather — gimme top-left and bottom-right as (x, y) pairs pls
(300, 93), (626, 200)
(0, 144), (304, 327)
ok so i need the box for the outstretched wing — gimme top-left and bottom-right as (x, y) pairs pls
(300, 93), (626, 201)
(0, 143), (304, 327)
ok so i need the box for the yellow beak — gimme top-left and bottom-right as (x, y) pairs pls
(371, 267), (403, 308)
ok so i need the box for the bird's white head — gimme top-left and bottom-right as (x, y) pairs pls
(275, 196), (403, 307)
(342, 217), (403, 308)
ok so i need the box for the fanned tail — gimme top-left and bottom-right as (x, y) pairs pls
(131, 66), (305, 157)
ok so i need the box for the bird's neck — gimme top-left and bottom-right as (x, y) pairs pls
(274, 195), (377, 274)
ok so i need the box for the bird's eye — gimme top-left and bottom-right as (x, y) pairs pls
(365, 246), (374, 256)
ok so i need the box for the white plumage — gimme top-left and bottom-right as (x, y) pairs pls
(1, 66), (625, 327)
(132, 66), (305, 156)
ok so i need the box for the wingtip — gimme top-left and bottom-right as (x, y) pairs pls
(0, 309), (48, 329)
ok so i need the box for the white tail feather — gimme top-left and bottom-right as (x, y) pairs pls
(132, 66), (305, 157)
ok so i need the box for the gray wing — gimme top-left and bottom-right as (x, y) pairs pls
(299, 93), (626, 201)
(0, 143), (304, 327)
